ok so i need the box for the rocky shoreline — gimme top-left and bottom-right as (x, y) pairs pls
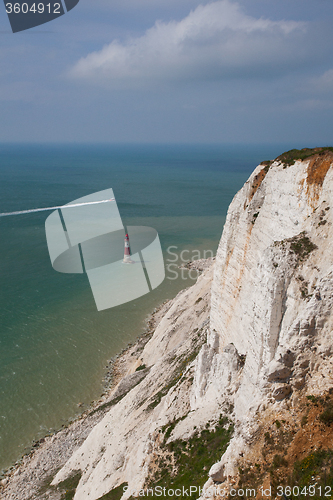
(0, 294), (173, 496)
(0, 260), (212, 499)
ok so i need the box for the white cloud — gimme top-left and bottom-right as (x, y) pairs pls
(70, 0), (307, 85)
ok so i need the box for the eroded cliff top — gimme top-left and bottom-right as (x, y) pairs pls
(261, 146), (333, 168)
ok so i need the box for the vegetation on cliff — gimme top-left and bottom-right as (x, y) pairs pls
(146, 416), (233, 499)
(275, 147), (333, 167)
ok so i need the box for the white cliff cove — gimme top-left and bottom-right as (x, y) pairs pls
(3, 148), (333, 499)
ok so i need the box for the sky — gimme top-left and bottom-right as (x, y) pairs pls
(0, 0), (333, 144)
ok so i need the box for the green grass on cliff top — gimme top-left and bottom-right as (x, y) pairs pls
(274, 147), (333, 166)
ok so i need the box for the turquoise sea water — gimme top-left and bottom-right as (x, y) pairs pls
(0, 143), (288, 473)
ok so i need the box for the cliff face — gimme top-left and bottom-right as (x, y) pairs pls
(210, 152), (333, 408)
(202, 149), (333, 487)
(3, 150), (333, 500)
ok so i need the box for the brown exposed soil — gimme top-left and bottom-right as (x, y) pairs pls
(248, 166), (270, 203)
(285, 397), (333, 463)
(231, 391), (333, 499)
(305, 152), (333, 206)
(296, 152), (333, 210)
(307, 153), (333, 187)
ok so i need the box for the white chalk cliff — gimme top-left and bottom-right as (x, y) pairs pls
(53, 150), (333, 498)
(206, 150), (333, 487)
(3, 149), (333, 500)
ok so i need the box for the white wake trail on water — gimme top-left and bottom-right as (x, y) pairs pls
(0, 199), (115, 217)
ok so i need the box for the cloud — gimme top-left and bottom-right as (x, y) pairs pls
(70, 0), (307, 86)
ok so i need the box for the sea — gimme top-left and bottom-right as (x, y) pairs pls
(0, 143), (290, 473)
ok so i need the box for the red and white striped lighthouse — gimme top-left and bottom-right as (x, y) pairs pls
(123, 233), (133, 263)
